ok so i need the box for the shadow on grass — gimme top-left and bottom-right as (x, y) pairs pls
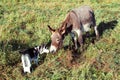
(0, 40), (27, 66)
(83, 20), (118, 43)
(0, 39), (30, 52)
(97, 20), (118, 36)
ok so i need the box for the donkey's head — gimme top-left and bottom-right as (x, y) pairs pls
(48, 25), (66, 53)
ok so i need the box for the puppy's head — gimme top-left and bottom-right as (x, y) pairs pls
(38, 44), (49, 54)
(34, 46), (40, 53)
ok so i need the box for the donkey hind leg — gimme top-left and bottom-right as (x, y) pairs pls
(70, 32), (78, 50)
(94, 25), (99, 39)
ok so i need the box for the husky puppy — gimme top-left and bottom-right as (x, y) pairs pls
(19, 44), (49, 73)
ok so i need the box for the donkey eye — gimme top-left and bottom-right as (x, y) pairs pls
(56, 39), (60, 42)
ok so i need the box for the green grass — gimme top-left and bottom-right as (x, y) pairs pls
(0, 0), (120, 80)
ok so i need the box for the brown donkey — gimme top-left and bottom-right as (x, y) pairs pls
(48, 5), (99, 53)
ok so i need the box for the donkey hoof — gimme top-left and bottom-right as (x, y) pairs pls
(96, 35), (99, 40)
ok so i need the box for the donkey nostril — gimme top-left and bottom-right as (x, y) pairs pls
(50, 50), (55, 53)
(51, 50), (54, 53)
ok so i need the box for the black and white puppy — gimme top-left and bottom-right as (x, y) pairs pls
(19, 44), (49, 73)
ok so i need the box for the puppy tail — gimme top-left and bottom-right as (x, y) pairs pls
(19, 50), (26, 54)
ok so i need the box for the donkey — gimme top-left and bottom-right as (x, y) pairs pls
(48, 5), (99, 53)
(19, 44), (49, 73)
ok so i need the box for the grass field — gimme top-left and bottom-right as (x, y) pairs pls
(0, 0), (120, 80)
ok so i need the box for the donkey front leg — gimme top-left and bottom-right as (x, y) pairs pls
(77, 30), (84, 51)
(70, 32), (78, 50)
(74, 37), (78, 50)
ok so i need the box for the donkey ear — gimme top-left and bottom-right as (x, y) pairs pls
(59, 23), (67, 35)
(47, 25), (55, 33)
(60, 28), (65, 35)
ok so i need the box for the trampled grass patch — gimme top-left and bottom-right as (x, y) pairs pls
(0, 0), (120, 80)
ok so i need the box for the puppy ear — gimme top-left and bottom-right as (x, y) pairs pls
(47, 25), (55, 33)
(34, 46), (40, 53)
(34, 47), (37, 50)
